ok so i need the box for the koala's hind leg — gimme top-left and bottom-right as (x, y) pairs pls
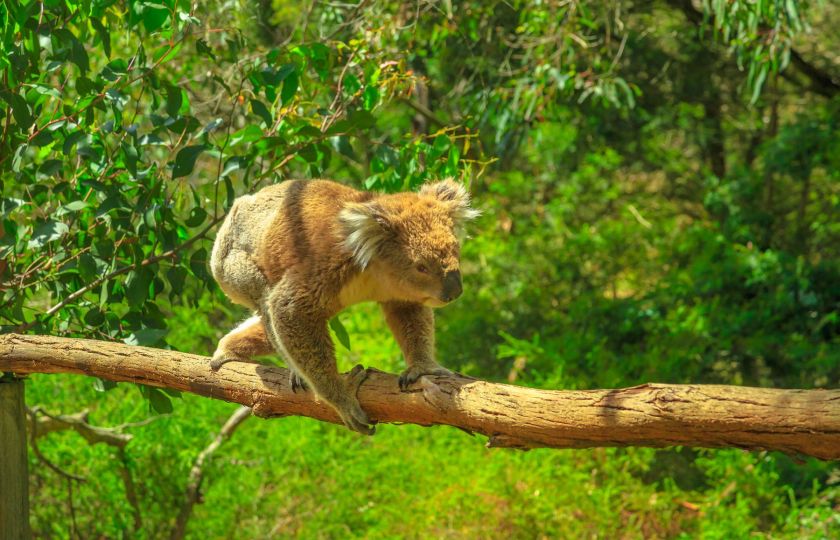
(381, 301), (453, 390)
(210, 316), (274, 370)
(263, 295), (375, 435)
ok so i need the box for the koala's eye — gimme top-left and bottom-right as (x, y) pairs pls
(416, 264), (429, 274)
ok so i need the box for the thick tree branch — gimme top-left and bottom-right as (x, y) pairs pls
(2, 334), (839, 460)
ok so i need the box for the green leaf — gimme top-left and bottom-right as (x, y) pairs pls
(221, 156), (249, 177)
(281, 69), (299, 105)
(63, 131), (87, 154)
(78, 254), (98, 281)
(190, 247), (208, 278)
(124, 328), (168, 346)
(172, 145), (207, 179)
(1, 198), (26, 216)
(91, 17), (111, 57)
(76, 77), (97, 96)
(750, 64), (768, 105)
(11, 145), (26, 173)
(229, 125), (263, 146)
(185, 207), (207, 227)
(60, 200), (90, 213)
(329, 316), (352, 351)
(93, 378), (117, 392)
(125, 270), (152, 308)
(84, 308), (105, 327)
(141, 3), (170, 33)
(165, 83), (183, 117)
(348, 109), (375, 130)
(147, 387), (173, 414)
(363, 86), (379, 110)
(275, 64), (295, 82)
(196, 39), (216, 60)
(1, 91), (33, 129)
(251, 99), (273, 126)
(28, 220), (69, 249)
(166, 266), (187, 294)
(37, 159), (63, 177)
(224, 178), (235, 209)
(161, 388), (182, 398)
(298, 144), (318, 163)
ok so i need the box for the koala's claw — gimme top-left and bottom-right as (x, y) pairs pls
(398, 364), (453, 391)
(210, 353), (240, 371)
(338, 364), (375, 435)
(289, 371), (309, 393)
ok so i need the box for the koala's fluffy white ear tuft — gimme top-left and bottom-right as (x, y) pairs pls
(420, 178), (481, 224)
(338, 202), (392, 269)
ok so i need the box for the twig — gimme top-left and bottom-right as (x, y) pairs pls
(16, 215), (225, 332)
(117, 447), (143, 533)
(169, 406), (252, 540)
(28, 407), (86, 482)
(27, 405), (150, 531)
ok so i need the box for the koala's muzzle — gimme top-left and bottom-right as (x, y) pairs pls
(441, 270), (463, 302)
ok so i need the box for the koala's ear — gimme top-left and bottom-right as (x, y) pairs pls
(338, 201), (393, 269)
(420, 178), (480, 224)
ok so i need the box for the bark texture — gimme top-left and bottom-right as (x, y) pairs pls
(2, 333), (839, 460)
(0, 378), (32, 540)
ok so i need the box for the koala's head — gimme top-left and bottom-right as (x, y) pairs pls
(339, 179), (479, 307)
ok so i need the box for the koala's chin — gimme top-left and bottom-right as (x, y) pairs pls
(423, 297), (450, 308)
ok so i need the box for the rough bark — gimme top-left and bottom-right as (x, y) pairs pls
(1, 334), (839, 460)
(0, 378), (32, 540)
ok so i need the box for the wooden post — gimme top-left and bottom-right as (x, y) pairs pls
(0, 376), (32, 540)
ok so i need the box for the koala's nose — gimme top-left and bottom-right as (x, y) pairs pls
(442, 270), (462, 302)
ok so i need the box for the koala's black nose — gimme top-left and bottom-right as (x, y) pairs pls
(442, 270), (462, 302)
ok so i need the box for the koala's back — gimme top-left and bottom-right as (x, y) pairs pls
(210, 180), (370, 310)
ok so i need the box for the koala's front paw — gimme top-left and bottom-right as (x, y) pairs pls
(336, 365), (375, 435)
(398, 364), (453, 391)
(210, 351), (243, 371)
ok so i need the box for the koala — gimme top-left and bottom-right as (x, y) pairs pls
(209, 178), (478, 435)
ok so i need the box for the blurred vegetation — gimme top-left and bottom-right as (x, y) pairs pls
(2, 0), (839, 538)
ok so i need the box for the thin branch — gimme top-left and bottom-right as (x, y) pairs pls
(2, 334), (839, 460)
(27, 405), (147, 531)
(666, 0), (840, 98)
(29, 407), (132, 447)
(399, 97), (447, 128)
(16, 215), (225, 332)
(117, 447), (143, 533)
(788, 48), (840, 98)
(170, 406), (252, 540)
(27, 408), (86, 482)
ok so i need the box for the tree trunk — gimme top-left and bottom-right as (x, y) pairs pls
(0, 377), (32, 540)
(1, 334), (839, 460)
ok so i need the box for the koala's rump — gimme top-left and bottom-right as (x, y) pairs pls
(210, 189), (282, 310)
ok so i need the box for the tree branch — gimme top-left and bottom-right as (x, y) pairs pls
(28, 407), (133, 447)
(665, 0), (840, 98)
(26, 405), (144, 531)
(2, 334), (839, 460)
(15, 215), (225, 333)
